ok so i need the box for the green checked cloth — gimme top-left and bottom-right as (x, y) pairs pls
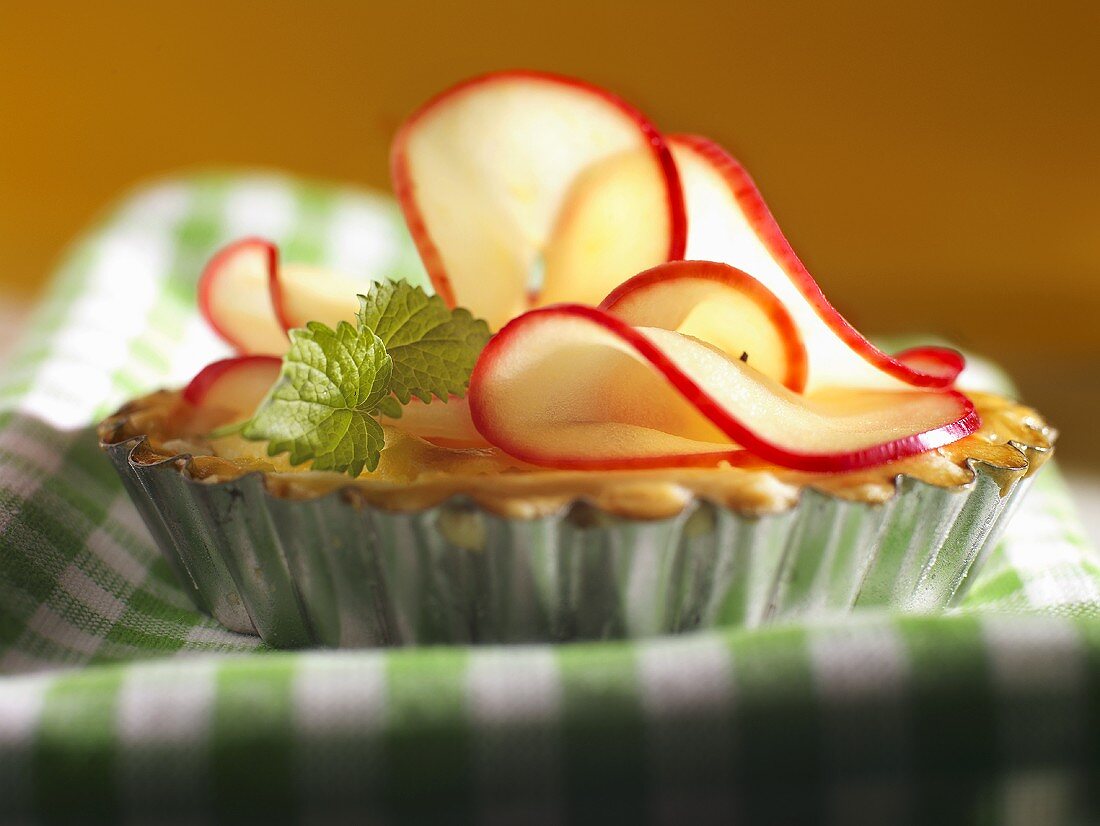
(2, 172), (1099, 824)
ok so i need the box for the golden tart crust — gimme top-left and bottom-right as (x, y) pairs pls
(99, 389), (1054, 521)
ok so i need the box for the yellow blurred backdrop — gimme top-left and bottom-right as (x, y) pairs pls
(1, 1), (1098, 463)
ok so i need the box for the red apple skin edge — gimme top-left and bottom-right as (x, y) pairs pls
(669, 134), (965, 387)
(182, 355), (281, 407)
(599, 259), (810, 393)
(391, 70), (688, 309)
(894, 345), (967, 376)
(468, 304), (980, 473)
(265, 249), (295, 337)
(197, 237), (284, 353)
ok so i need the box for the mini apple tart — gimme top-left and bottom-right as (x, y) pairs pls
(100, 72), (1054, 648)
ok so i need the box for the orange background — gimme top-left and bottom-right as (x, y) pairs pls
(1, 2), (1098, 464)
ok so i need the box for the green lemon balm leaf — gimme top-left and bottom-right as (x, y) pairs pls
(356, 281), (491, 404)
(374, 395), (403, 420)
(236, 284), (489, 475)
(242, 320), (392, 476)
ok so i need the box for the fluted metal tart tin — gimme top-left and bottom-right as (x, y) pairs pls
(98, 417), (1048, 649)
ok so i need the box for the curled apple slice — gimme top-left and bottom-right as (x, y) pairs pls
(198, 238), (286, 355)
(668, 134), (964, 391)
(468, 305), (978, 472)
(894, 345), (967, 378)
(199, 237), (375, 355)
(182, 355), (281, 424)
(381, 396), (490, 449)
(599, 260), (808, 392)
(392, 70), (686, 330)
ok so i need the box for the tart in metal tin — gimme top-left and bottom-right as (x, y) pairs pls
(99, 391), (1052, 648)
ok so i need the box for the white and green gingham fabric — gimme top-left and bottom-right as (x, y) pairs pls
(1, 173), (1098, 824)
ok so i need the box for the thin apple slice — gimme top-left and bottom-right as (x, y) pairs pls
(668, 134), (964, 391)
(182, 355), (281, 426)
(272, 263), (369, 332)
(392, 70), (685, 330)
(894, 345), (967, 377)
(198, 238), (287, 355)
(380, 395), (490, 449)
(468, 305), (978, 471)
(200, 237), (378, 353)
(599, 260), (808, 391)
(535, 147), (685, 309)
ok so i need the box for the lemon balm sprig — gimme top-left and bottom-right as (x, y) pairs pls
(238, 281), (491, 476)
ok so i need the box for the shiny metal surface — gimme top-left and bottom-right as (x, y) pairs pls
(102, 435), (1043, 648)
